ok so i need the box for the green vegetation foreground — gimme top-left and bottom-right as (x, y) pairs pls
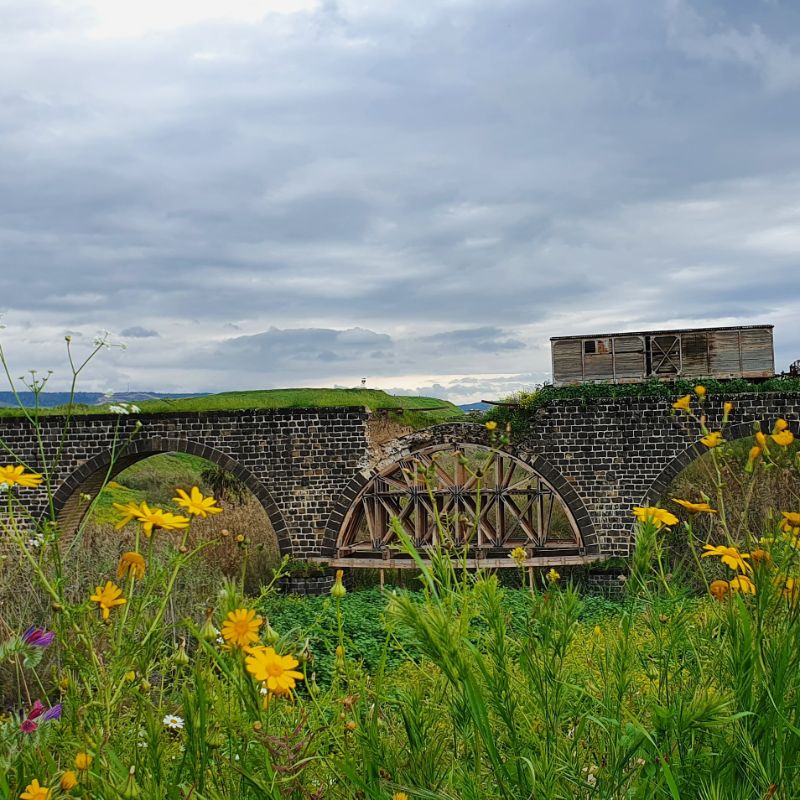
(2, 345), (800, 798)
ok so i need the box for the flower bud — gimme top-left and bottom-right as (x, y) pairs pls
(173, 640), (190, 667)
(331, 569), (347, 599)
(121, 766), (140, 799)
(198, 614), (219, 642)
(60, 771), (78, 791)
(262, 619), (280, 646)
(74, 752), (92, 770)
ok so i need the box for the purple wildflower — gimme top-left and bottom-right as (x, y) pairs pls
(21, 627), (55, 649)
(41, 703), (62, 721)
(19, 699), (61, 733)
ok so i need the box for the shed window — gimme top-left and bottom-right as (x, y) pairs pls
(584, 338), (610, 355)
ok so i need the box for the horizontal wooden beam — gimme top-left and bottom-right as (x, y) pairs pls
(306, 554), (605, 569)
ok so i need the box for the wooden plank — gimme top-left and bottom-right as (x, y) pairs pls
(552, 339), (583, 385)
(709, 330), (742, 376)
(680, 331), (710, 376)
(583, 354), (614, 379)
(312, 554), (603, 569)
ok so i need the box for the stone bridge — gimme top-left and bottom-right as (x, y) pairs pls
(0, 393), (797, 566)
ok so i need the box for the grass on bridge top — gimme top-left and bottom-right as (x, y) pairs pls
(0, 387), (465, 428)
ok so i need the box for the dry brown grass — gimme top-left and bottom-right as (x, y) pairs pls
(0, 495), (281, 705)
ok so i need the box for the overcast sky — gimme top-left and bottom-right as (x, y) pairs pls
(1, 0), (799, 402)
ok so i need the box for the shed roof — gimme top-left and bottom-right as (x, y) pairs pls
(550, 324), (773, 343)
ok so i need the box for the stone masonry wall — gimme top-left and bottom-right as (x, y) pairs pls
(515, 393), (800, 556)
(0, 408), (369, 557)
(1, 393), (798, 562)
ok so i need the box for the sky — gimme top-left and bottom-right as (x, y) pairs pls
(1, 0), (800, 403)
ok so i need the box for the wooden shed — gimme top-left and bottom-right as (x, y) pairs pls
(551, 325), (774, 387)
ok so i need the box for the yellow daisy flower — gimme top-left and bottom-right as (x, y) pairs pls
(701, 545), (751, 573)
(74, 753), (92, 770)
(245, 646), (304, 695)
(709, 579), (730, 601)
(173, 486), (222, 518)
(116, 551), (146, 580)
(729, 575), (756, 594)
(20, 779), (51, 800)
(672, 498), (717, 514)
(136, 503), (190, 538)
(221, 608), (263, 648)
(771, 430), (794, 447)
(90, 581), (127, 620)
(0, 464), (43, 488)
(671, 395), (691, 412)
(632, 506), (679, 529)
(60, 771), (78, 791)
(700, 431), (724, 448)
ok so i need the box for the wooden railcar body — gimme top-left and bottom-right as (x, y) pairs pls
(551, 325), (774, 387)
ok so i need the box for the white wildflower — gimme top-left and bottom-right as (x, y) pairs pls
(163, 714), (184, 730)
(27, 533), (45, 549)
(107, 402), (140, 415)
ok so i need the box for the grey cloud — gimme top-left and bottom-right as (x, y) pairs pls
(120, 326), (159, 338)
(418, 327), (526, 353)
(214, 326), (393, 373)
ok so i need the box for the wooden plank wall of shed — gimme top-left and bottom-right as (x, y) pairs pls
(681, 331), (710, 377)
(552, 339), (583, 384)
(584, 351), (613, 380)
(613, 335), (646, 379)
(740, 328), (774, 376)
(710, 330), (743, 376)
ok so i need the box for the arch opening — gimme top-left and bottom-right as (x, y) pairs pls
(646, 420), (800, 546)
(335, 444), (589, 568)
(52, 439), (289, 564)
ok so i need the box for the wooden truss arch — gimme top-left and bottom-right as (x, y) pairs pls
(334, 444), (588, 568)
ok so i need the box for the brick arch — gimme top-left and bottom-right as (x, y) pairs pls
(321, 423), (599, 558)
(642, 418), (793, 508)
(51, 437), (291, 554)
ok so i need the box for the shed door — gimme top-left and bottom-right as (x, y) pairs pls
(648, 335), (682, 376)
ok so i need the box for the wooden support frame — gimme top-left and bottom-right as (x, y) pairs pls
(334, 444), (586, 567)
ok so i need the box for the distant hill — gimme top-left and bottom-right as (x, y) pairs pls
(459, 402), (491, 412)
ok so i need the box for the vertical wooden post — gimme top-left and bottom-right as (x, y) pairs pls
(379, 568), (385, 591)
(527, 566), (535, 593)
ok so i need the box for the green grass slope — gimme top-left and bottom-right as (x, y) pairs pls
(0, 388), (464, 428)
